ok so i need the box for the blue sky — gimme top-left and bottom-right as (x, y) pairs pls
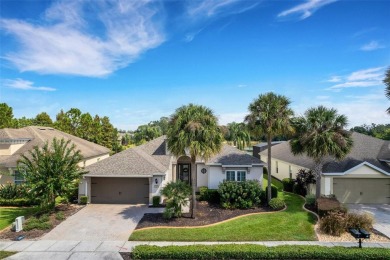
(0, 0), (389, 130)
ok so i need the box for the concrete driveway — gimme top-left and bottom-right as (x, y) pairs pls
(42, 204), (163, 241)
(347, 204), (390, 239)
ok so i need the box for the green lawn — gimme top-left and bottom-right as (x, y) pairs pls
(0, 251), (16, 259)
(0, 207), (38, 230)
(130, 177), (317, 242)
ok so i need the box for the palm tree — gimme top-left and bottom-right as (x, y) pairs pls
(290, 106), (353, 199)
(384, 67), (390, 114)
(245, 92), (294, 203)
(227, 122), (251, 150)
(167, 104), (223, 218)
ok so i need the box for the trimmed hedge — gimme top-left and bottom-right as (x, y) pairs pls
(282, 178), (294, 192)
(0, 198), (36, 207)
(260, 186), (278, 203)
(218, 181), (262, 209)
(132, 244), (390, 259)
(79, 196), (88, 205)
(152, 196), (160, 207)
(269, 198), (285, 210)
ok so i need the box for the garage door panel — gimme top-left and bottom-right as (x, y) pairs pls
(333, 178), (390, 204)
(91, 177), (149, 204)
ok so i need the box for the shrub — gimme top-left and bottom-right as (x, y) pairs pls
(0, 184), (29, 199)
(218, 180), (262, 209)
(198, 186), (208, 201)
(282, 178), (294, 192)
(152, 196), (161, 207)
(268, 198), (285, 210)
(23, 214), (52, 231)
(294, 169), (316, 196)
(0, 198), (36, 207)
(205, 189), (220, 204)
(260, 186), (278, 203)
(317, 197), (344, 218)
(346, 212), (373, 230)
(132, 244), (390, 260)
(79, 196), (88, 205)
(319, 210), (346, 236)
(55, 212), (65, 221)
(161, 181), (192, 219)
(305, 194), (316, 206)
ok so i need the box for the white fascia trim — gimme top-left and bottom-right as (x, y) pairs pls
(379, 159), (390, 162)
(323, 161), (390, 176)
(83, 174), (153, 178)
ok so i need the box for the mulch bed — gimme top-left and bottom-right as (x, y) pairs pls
(136, 201), (273, 229)
(304, 204), (318, 214)
(0, 204), (84, 240)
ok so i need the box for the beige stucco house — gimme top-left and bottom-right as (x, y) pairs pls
(259, 132), (390, 204)
(81, 136), (265, 204)
(0, 126), (110, 185)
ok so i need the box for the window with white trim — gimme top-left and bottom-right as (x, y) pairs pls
(226, 171), (235, 181)
(14, 170), (25, 185)
(226, 170), (246, 182)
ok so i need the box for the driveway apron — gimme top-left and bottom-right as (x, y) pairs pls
(42, 204), (163, 241)
(347, 204), (390, 239)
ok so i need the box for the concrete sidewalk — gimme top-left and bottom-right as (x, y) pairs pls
(1, 240), (390, 259)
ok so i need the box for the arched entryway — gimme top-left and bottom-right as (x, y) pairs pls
(177, 156), (192, 185)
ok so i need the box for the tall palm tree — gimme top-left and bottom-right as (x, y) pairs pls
(227, 122), (251, 150)
(167, 104), (223, 218)
(384, 67), (390, 114)
(290, 106), (353, 199)
(245, 92), (294, 203)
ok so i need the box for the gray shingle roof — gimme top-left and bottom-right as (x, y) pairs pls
(208, 144), (264, 165)
(85, 136), (264, 177)
(260, 132), (390, 173)
(0, 126), (110, 168)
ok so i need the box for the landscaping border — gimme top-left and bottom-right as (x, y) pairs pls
(134, 206), (287, 231)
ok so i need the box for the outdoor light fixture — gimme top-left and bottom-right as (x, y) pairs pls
(155, 178), (158, 184)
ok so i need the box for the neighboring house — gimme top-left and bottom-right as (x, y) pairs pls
(80, 135), (265, 204)
(252, 141), (285, 159)
(0, 126), (110, 185)
(260, 132), (390, 204)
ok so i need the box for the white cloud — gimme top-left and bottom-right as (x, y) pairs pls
(218, 112), (247, 125)
(3, 78), (56, 91)
(238, 84), (247, 88)
(327, 67), (385, 91)
(278, 0), (338, 20)
(1, 0), (165, 77)
(327, 76), (342, 83)
(360, 40), (385, 51)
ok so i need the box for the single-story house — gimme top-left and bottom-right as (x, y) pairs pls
(0, 126), (110, 185)
(80, 135), (265, 204)
(260, 132), (390, 204)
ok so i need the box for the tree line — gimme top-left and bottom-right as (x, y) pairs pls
(0, 104), (121, 153)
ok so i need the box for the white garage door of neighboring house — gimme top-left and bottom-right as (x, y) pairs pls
(333, 178), (390, 204)
(91, 177), (149, 204)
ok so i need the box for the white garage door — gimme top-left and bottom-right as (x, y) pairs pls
(333, 178), (390, 204)
(91, 177), (149, 204)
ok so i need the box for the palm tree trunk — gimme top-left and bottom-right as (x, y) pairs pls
(314, 161), (323, 199)
(267, 134), (272, 203)
(191, 157), (196, 219)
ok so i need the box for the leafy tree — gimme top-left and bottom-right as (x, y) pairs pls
(54, 109), (72, 133)
(245, 92), (294, 203)
(34, 112), (53, 126)
(65, 108), (82, 135)
(350, 123), (390, 140)
(17, 138), (85, 210)
(167, 104), (223, 218)
(78, 113), (94, 141)
(0, 103), (14, 128)
(151, 117), (170, 135)
(133, 124), (162, 145)
(294, 169), (316, 196)
(226, 122), (251, 150)
(384, 67), (390, 114)
(14, 117), (34, 128)
(161, 181), (192, 219)
(290, 106), (353, 199)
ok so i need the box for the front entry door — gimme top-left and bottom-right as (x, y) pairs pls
(177, 163), (191, 184)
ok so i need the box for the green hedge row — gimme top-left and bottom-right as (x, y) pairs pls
(0, 198), (37, 206)
(132, 245), (390, 259)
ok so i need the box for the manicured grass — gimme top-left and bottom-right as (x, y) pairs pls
(129, 180), (317, 241)
(0, 207), (38, 230)
(0, 251), (16, 259)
